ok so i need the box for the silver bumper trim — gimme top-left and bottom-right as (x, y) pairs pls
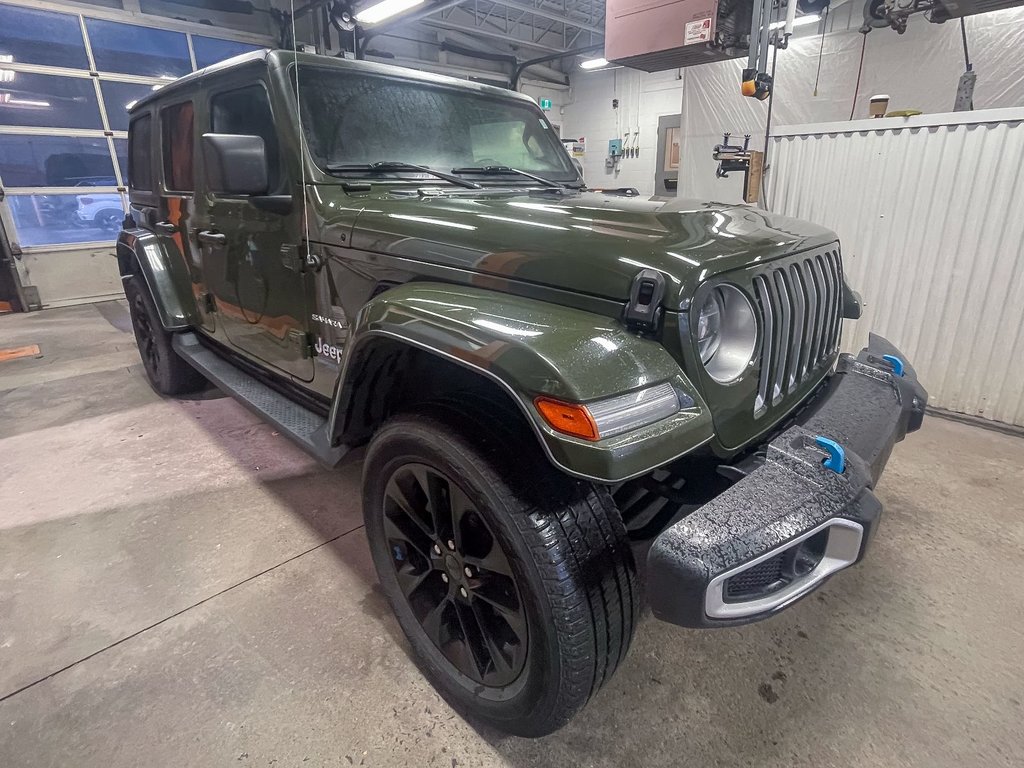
(704, 517), (864, 620)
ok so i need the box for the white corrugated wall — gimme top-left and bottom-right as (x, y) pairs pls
(768, 109), (1024, 427)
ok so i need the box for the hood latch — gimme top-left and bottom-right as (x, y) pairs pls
(623, 268), (666, 332)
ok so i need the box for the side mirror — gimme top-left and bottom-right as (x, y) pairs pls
(201, 133), (268, 195)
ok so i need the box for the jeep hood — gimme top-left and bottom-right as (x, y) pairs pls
(340, 190), (837, 310)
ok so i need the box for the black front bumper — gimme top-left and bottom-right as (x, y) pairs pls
(647, 333), (928, 628)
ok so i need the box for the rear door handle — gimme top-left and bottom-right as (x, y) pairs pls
(198, 230), (226, 245)
(154, 221), (177, 235)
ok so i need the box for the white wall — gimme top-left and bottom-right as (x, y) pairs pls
(562, 6), (1024, 200)
(560, 67), (683, 193)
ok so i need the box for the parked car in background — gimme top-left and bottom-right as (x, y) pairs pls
(75, 191), (124, 231)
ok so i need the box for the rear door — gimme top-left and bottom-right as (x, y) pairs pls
(196, 79), (314, 381)
(154, 99), (215, 333)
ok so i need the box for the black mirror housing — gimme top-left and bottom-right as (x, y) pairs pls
(202, 133), (269, 196)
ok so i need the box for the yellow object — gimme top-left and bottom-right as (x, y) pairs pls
(534, 397), (600, 441)
(886, 109), (923, 117)
(741, 80), (756, 97)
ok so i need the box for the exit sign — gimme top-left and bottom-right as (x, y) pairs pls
(539, 97), (552, 111)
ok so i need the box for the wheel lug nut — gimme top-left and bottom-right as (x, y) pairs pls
(447, 539), (456, 550)
(441, 573), (449, 583)
(459, 586), (468, 598)
(464, 566), (473, 578)
(433, 544), (442, 555)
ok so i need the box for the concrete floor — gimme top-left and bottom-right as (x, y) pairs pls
(1, 302), (1023, 768)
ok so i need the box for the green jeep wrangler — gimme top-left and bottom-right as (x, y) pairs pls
(117, 49), (927, 736)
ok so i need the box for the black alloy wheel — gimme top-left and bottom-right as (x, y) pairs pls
(130, 284), (162, 381)
(363, 409), (639, 736)
(124, 274), (206, 396)
(97, 210), (123, 231)
(383, 463), (528, 687)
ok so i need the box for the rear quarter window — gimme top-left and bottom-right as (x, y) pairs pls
(128, 114), (153, 192)
(161, 101), (195, 192)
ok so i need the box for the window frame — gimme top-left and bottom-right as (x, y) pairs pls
(206, 78), (285, 197)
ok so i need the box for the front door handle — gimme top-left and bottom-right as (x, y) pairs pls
(154, 221), (177, 235)
(197, 230), (226, 246)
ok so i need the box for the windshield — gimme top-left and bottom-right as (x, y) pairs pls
(296, 65), (577, 182)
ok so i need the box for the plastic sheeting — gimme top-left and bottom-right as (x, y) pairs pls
(680, 6), (1024, 203)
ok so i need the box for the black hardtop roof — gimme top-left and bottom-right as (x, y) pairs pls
(127, 49), (534, 114)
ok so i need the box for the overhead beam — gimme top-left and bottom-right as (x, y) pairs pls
(477, 0), (604, 34)
(418, 17), (570, 53)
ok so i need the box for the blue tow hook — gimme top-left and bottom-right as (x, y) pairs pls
(814, 436), (846, 474)
(881, 354), (905, 377)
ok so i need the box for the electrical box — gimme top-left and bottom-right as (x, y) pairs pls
(608, 139), (623, 158)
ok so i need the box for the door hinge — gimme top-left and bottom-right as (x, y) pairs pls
(281, 244), (303, 272)
(288, 329), (316, 359)
(201, 292), (215, 313)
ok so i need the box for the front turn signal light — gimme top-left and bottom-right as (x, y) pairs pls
(534, 383), (681, 442)
(534, 397), (600, 441)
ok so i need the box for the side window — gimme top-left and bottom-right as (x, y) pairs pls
(210, 84), (280, 190)
(161, 101), (195, 193)
(128, 114), (152, 192)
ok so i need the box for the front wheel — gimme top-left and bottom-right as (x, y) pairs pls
(362, 411), (639, 736)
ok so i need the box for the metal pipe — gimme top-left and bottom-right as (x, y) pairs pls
(441, 40), (516, 63)
(418, 18), (569, 53)
(748, 0), (764, 69)
(511, 42), (602, 90)
(783, 0), (797, 39)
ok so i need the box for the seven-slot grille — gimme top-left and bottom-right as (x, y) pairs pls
(751, 248), (844, 417)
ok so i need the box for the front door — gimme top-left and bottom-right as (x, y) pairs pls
(198, 81), (314, 381)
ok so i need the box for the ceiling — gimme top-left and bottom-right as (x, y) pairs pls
(417, 0), (605, 54)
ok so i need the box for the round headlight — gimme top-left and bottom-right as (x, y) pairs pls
(696, 291), (723, 363)
(695, 285), (757, 383)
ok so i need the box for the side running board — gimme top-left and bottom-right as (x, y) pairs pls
(172, 332), (347, 468)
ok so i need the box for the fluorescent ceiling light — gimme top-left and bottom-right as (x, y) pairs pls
(355, 0), (424, 24)
(770, 14), (820, 29)
(7, 98), (50, 107)
(580, 57), (609, 70)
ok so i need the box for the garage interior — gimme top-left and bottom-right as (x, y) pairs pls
(2, 0), (1023, 765)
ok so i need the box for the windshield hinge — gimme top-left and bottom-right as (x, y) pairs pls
(623, 269), (666, 332)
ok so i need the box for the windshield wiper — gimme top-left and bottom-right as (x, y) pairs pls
(325, 161), (482, 190)
(451, 165), (565, 189)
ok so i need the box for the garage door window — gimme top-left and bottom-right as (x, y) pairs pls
(84, 18), (191, 78)
(161, 101), (194, 193)
(0, 136), (116, 187)
(0, 5), (89, 69)
(0, 72), (103, 130)
(193, 36), (263, 69)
